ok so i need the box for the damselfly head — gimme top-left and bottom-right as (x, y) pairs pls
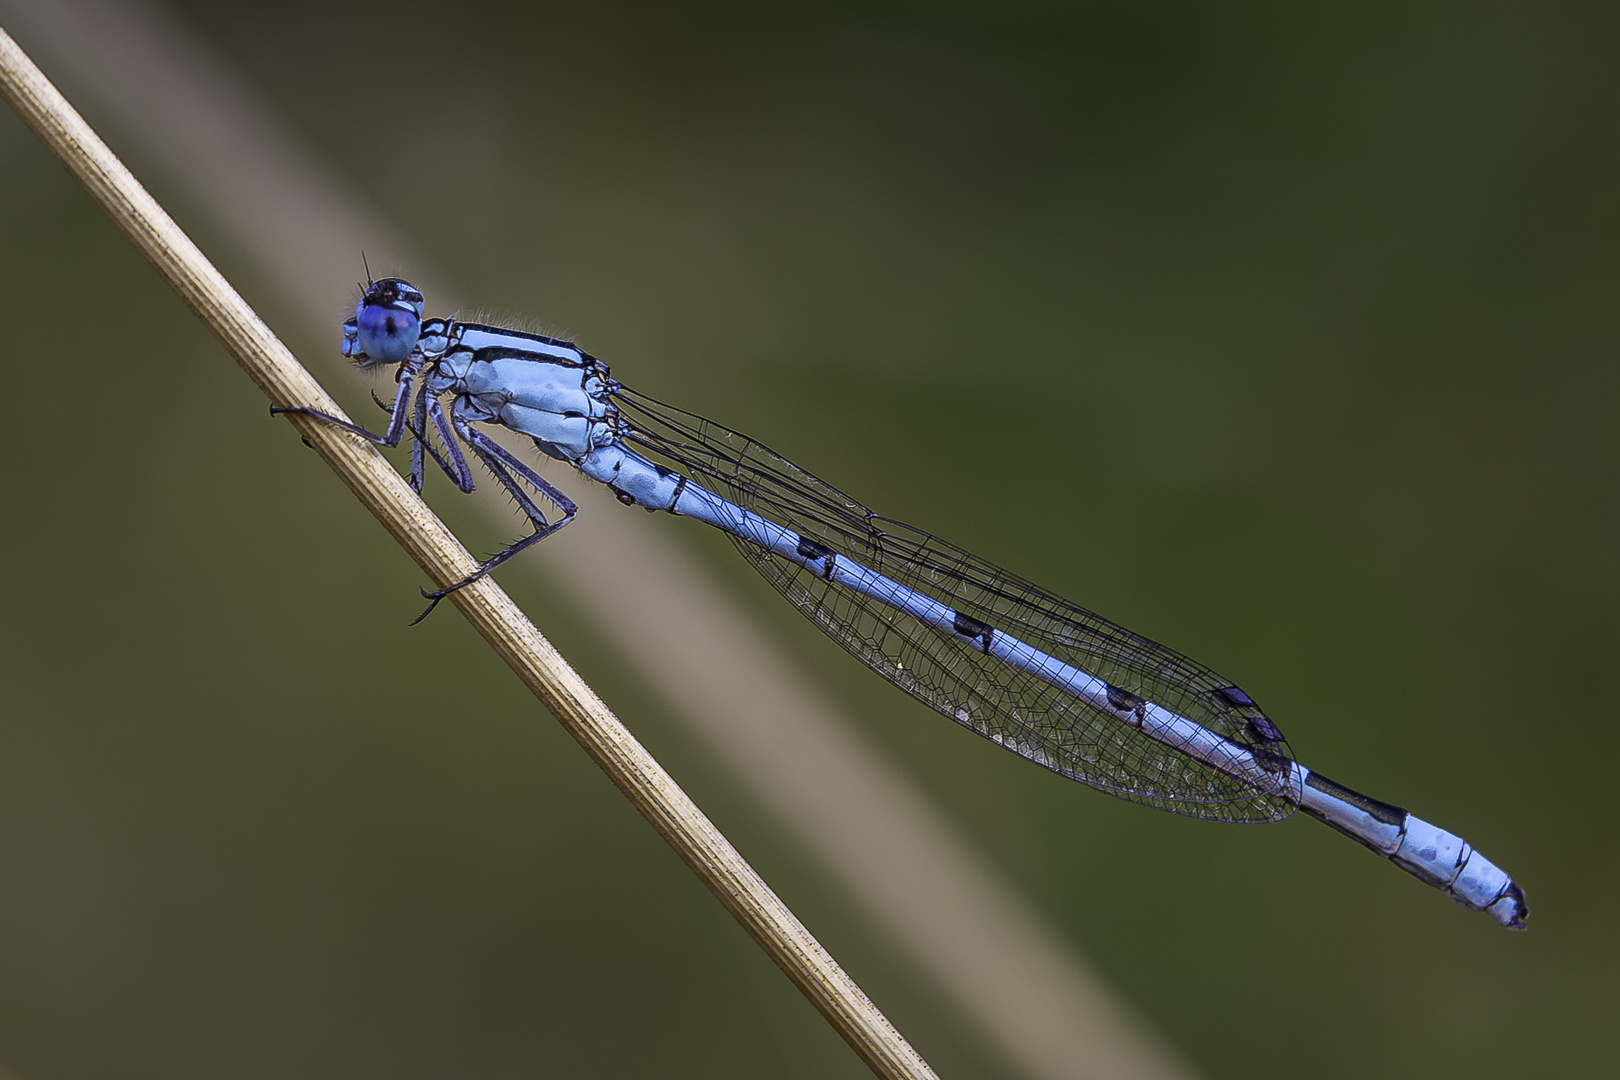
(343, 277), (424, 367)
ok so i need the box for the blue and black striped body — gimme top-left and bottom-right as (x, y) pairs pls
(285, 278), (1527, 929)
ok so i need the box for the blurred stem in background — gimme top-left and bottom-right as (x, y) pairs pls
(0, 2), (1193, 1078)
(0, 0), (1609, 1077)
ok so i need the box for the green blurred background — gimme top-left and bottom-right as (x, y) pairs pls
(1, 0), (1615, 1076)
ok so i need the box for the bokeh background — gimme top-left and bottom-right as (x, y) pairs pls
(1, 1), (1615, 1077)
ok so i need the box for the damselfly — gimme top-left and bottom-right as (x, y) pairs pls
(275, 277), (1528, 929)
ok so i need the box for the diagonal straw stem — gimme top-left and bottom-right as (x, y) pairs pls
(0, 25), (938, 1080)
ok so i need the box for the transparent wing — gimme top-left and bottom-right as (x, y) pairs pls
(614, 388), (1296, 823)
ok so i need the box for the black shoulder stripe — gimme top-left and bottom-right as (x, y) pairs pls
(474, 345), (590, 367)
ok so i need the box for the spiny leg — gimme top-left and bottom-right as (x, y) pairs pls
(360, 381), (468, 496)
(412, 417), (578, 623)
(407, 378), (434, 493)
(424, 394), (475, 493)
(364, 385), (431, 494)
(272, 366), (417, 447)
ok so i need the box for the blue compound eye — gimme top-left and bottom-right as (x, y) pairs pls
(354, 278), (424, 364)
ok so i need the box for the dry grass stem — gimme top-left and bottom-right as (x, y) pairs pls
(0, 26), (938, 1080)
